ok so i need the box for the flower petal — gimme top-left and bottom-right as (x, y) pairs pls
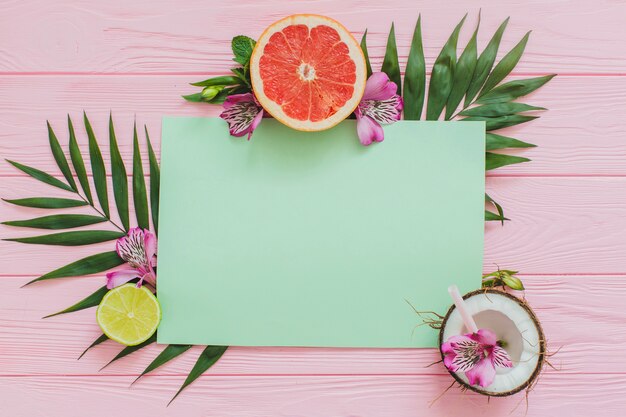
(491, 345), (513, 368)
(143, 230), (157, 261)
(106, 269), (139, 289)
(356, 115), (384, 146)
(466, 357), (497, 387)
(448, 336), (483, 373)
(220, 95), (263, 138)
(363, 72), (398, 101)
(116, 228), (147, 268)
(359, 96), (403, 125)
(247, 109), (264, 140)
(472, 328), (498, 346)
(222, 93), (255, 109)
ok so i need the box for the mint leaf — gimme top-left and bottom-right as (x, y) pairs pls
(232, 36), (256, 66)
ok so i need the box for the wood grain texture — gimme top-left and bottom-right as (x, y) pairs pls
(2, 373), (625, 417)
(2, 176), (626, 275)
(0, 275), (623, 377)
(1, 75), (626, 176)
(0, 0), (625, 74)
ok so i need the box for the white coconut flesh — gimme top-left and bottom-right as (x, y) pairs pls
(440, 290), (544, 396)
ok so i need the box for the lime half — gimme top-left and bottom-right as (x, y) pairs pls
(96, 284), (161, 346)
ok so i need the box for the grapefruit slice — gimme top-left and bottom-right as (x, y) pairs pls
(250, 14), (367, 131)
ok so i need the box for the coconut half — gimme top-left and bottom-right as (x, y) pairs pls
(439, 289), (545, 396)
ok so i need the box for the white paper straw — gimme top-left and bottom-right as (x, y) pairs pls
(448, 284), (479, 334)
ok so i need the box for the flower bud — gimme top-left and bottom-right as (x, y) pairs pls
(502, 274), (525, 291)
(201, 85), (224, 101)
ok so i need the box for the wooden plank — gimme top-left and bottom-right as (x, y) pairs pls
(1, 1), (625, 74)
(2, 176), (625, 275)
(1, 373), (624, 417)
(0, 75), (625, 177)
(0, 275), (623, 376)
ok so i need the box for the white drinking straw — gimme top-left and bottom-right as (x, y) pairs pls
(448, 284), (479, 334)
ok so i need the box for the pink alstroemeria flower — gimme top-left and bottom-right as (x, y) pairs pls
(354, 72), (403, 146)
(441, 328), (513, 387)
(106, 227), (157, 289)
(219, 93), (264, 140)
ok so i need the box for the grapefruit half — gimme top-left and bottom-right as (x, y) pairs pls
(250, 14), (367, 131)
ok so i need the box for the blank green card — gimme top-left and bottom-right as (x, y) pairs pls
(157, 118), (485, 348)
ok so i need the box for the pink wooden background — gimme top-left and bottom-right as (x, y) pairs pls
(1, 1), (626, 416)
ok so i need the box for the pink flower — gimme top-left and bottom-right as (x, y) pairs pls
(441, 328), (513, 387)
(354, 72), (403, 146)
(219, 93), (264, 140)
(106, 227), (157, 289)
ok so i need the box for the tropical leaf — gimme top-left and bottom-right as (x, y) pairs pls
(486, 152), (531, 170)
(463, 114), (537, 131)
(44, 285), (108, 318)
(403, 15), (426, 120)
(476, 75), (556, 104)
(479, 32), (531, 98)
(84, 112), (110, 218)
(78, 334), (109, 360)
(485, 194), (507, 224)
(109, 115), (129, 231)
(381, 23), (401, 95)
(132, 123), (149, 229)
(360, 30), (373, 78)
(460, 103), (545, 117)
(426, 15), (466, 120)
(101, 334), (158, 370)
(190, 75), (241, 87)
(24, 251), (123, 285)
(445, 16), (479, 120)
(68, 115), (93, 205)
(169, 345), (228, 405)
(47, 121), (77, 191)
(3, 214), (106, 230)
(5, 230), (125, 246)
(133, 344), (193, 384)
(3, 197), (87, 209)
(6, 160), (73, 192)
(465, 18), (509, 107)
(486, 133), (536, 151)
(145, 127), (160, 235)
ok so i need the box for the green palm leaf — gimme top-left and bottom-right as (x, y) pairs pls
(6, 160), (73, 192)
(5, 230), (124, 246)
(132, 123), (149, 229)
(145, 127), (160, 235)
(463, 114), (538, 131)
(109, 114), (129, 231)
(445, 16), (479, 120)
(101, 334), (157, 370)
(486, 152), (530, 170)
(460, 103), (545, 117)
(360, 30), (373, 78)
(486, 133), (536, 151)
(3, 214), (106, 229)
(78, 334), (109, 360)
(465, 18), (509, 107)
(44, 285), (108, 318)
(426, 14), (466, 120)
(68, 115), (93, 205)
(478, 32), (531, 98)
(169, 345), (228, 405)
(84, 112), (110, 218)
(24, 251), (123, 285)
(3, 197), (87, 209)
(133, 344), (193, 384)
(403, 15), (426, 120)
(485, 194), (507, 224)
(381, 23), (401, 95)
(47, 122), (77, 191)
(476, 75), (556, 104)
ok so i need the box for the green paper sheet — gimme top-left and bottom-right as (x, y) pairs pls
(157, 118), (485, 348)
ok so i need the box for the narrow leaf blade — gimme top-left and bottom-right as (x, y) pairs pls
(3, 197), (87, 209)
(132, 123), (149, 229)
(78, 334), (109, 360)
(84, 112), (110, 218)
(68, 115), (93, 205)
(47, 121), (77, 191)
(403, 15), (426, 120)
(463, 114), (538, 131)
(445, 16), (479, 119)
(360, 30), (373, 78)
(190, 75), (241, 87)
(6, 230), (125, 246)
(134, 344), (193, 384)
(169, 346), (228, 405)
(479, 32), (531, 97)
(477, 75), (556, 104)
(25, 251), (124, 285)
(44, 286), (108, 318)
(486, 133), (536, 151)
(101, 334), (157, 370)
(145, 127), (160, 235)
(486, 152), (531, 170)
(460, 102), (545, 117)
(381, 23), (401, 95)
(109, 115), (129, 231)
(6, 160), (73, 192)
(3, 214), (106, 230)
(485, 193), (508, 224)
